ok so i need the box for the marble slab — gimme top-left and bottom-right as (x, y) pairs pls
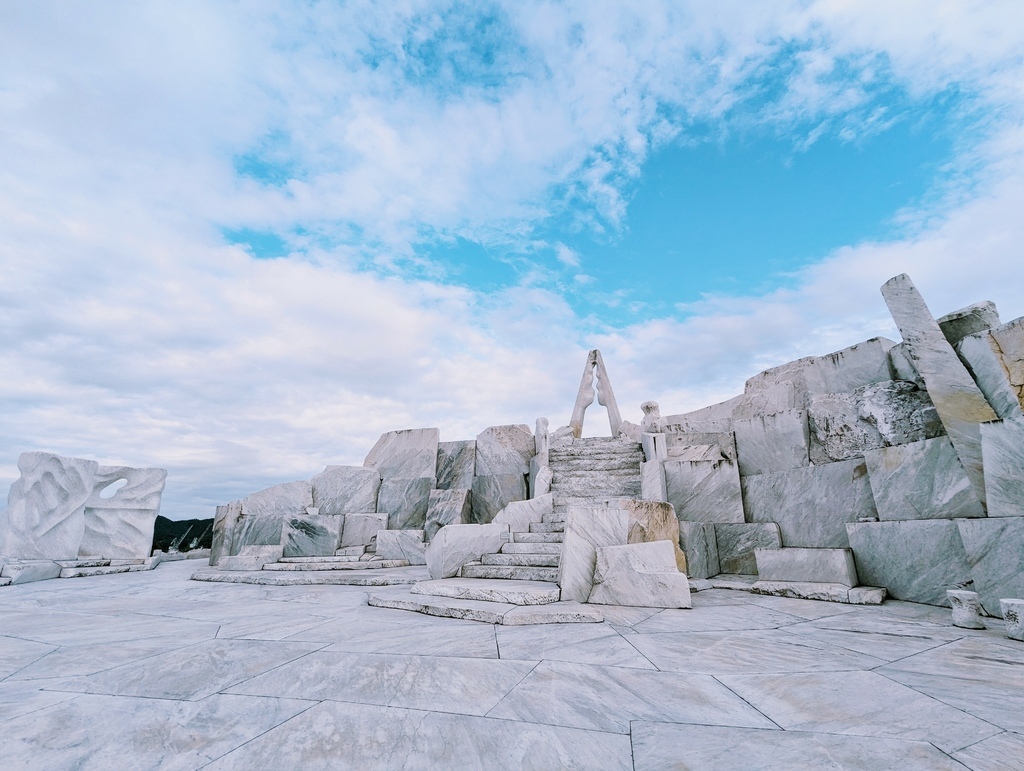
(309, 465), (381, 514)
(980, 417), (1024, 517)
(281, 513), (343, 558)
(377, 477), (433, 530)
(954, 730), (1024, 771)
(495, 623), (654, 668)
(424, 523), (509, 579)
(733, 410), (810, 476)
(240, 480), (313, 520)
(663, 456), (744, 524)
(677, 521), (719, 580)
(374, 529), (426, 565)
(956, 517), (1024, 617)
(754, 547), (858, 586)
(492, 493), (552, 533)
(435, 440), (475, 490)
(471, 473), (527, 524)
(423, 488), (473, 540)
(714, 522), (781, 575)
(742, 459), (877, 548)
(363, 427), (439, 479)
(957, 328), (1024, 420)
(340, 512), (388, 548)
(474, 424), (535, 476)
(588, 541), (691, 608)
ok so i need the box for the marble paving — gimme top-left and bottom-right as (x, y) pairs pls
(1, 560), (1022, 769)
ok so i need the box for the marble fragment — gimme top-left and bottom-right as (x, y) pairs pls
(639, 460), (667, 502)
(281, 513), (343, 558)
(988, 315), (1024, 409)
(956, 517), (1024, 617)
(937, 300), (1001, 347)
(493, 494), (552, 533)
(530, 462), (552, 498)
(218, 545), (283, 571)
(309, 466), (380, 514)
(374, 529), (426, 565)
(749, 581), (851, 603)
(640, 432), (667, 462)
(424, 523), (509, 579)
(210, 500), (242, 566)
(471, 473), (527, 524)
(888, 341), (925, 387)
(340, 512), (388, 548)
(733, 410), (810, 476)
(1001, 599), (1024, 641)
(0, 560), (62, 584)
(957, 330), (1024, 420)
(230, 513), (285, 554)
(664, 457), (744, 524)
(363, 428), (439, 479)
(754, 547), (858, 586)
(588, 541), (691, 609)
(376, 477), (433, 530)
(981, 417), (1024, 517)
(864, 436), (984, 521)
(846, 520), (971, 606)
(435, 441), (475, 490)
(677, 521), (719, 580)
(474, 425), (535, 476)
(714, 523), (781, 575)
(947, 590), (986, 629)
(742, 459), (877, 548)
(423, 488), (473, 540)
(881, 273), (997, 507)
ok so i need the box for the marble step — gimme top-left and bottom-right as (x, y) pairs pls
(500, 542), (562, 555)
(55, 559), (111, 568)
(279, 556), (361, 563)
(410, 577), (560, 605)
(262, 559), (409, 571)
(59, 565), (133, 578)
(191, 567), (426, 586)
(368, 590), (602, 625)
(335, 546), (366, 557)
(512, 532), (563, 543)
(548, 458), (644, 471)
(481, 553), (560, 567)
(459, 564), (559, 582)
(528, 521), (564, 533)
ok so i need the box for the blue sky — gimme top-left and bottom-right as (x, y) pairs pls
(2, 1), (1024, 518)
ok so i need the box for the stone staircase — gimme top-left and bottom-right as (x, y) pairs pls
(549, 437), (644, 516)
(459, 521), (564, 582)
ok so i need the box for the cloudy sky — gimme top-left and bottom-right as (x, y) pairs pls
(3, 1), (1024, 520)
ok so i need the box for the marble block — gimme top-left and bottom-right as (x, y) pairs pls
(714, 523), (781, 575)
(210, 500), (242, 566)
(733, 410), (810, 476)
(425, 523), (509, 580)
(864, 437), (984, 521)
(957, 330), (1024, 420)
(474, 425), (535, 476)
(230, 513), (285, 553)
(340, 512), (388, 548)
(588, 541), (691, 609)
(529, 461), (552, 498)
(846, 520), (971, 606)
(240, 481), (313, 519)
(493, 494), (552, 534)
(363, 428), (439, 480)
(471, 474), (528, 524)
(1001, 599), (1024, 641)
(947, 590), (986, 629)
(423, 488), (473, 540)
(754, 547), (858, 586)
(377, 477), (433, 530)
(310, 466), (381, 514)
(435, 441), (476, 490)
(956, 517), (1024, 617)
(375, 529), (426, 565)
(282, 513), (343, 558)
(665, 431), (738, 461)
(881, 273), (997, 507)
(219, 544), (283, 571)
(0, 560), (62, 584)
(640, 460), (667, 502)
(938, 300), (1001, 346)
(664, 457), (744, 524)
(742, 459), (877, 548)
(980, 417), (1024, 517)
(888, 341), (925, 387)
(678, 521), (719, 580)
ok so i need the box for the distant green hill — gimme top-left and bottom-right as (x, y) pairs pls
(152, 515), (213, 553)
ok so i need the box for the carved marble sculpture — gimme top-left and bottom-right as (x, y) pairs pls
(570, 349), (623, 438)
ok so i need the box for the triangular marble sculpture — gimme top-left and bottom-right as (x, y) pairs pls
(569, 349), (623, 438)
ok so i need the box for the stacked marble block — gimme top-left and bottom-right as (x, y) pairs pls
(0, 452), (168, 585)
(639, 275), (1024, 616)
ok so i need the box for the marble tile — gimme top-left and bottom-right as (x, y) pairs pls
(206, 700), (632, 771)
(0, 692), (313, 770)
(0, 634), (56, 679)
(0, 680), (79, 723)
(629, 629), (885, 675)
(487, 659), (775, 734)
(7, 636), (208, 681)
(631, 722), (968, 771)
(495, 624), (655, 669)
(782, 610), (965, 660)
(953, 730), (1024, 771)
(215, 612), (333, 641)
(878, 637), (1024, 733)
(0, 609), (220, 647)
(631, 604), (804, 634)
(721, 669), (1000, 753)
(55, 638), (322, 701)
(313, 620), (499, 659)
(743, 593), (861, 621)
(226, 650), (534, 716)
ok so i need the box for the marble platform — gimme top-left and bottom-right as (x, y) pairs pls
(1, 559), (1021, 769)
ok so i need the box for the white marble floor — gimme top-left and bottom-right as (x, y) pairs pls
(1, 561), (1022, 770)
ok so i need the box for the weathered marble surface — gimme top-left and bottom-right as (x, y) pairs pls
(640, 432), (667, 462)
(239, 481), (313, 520)
(229, 512), (285, 553)
(423, 488), (472, 540)
(981, 417), (1024, 517)
(435, 440), (475, 490)
(1002, 599), (1024, 641)
(754, 547), (858, 586)
(881, 273), (998, 507)
(665, 430), (737, 461)
(424, 522), (509, 579)
(588, 541), (691, 608)
(471, 473), (527, 524)
(218, 544), (283, 572)
(0, 560), (62, 584)
(846, 520), (971, 606)
(956, 516), (1024, 617)
(340, 512), (388, 548)
(374, 529), (426, 565)
(363, 427), (439, 479)
(412, 577), (559, 605)
(888, 341), (925, 387)
(988, 315), (1024, 409)
(529, 460), (552, 498)
(639, 459), (666, 502)
(281, 513), (343, 558)
(474, 425), (535, 476)
(664, 455), (744, 525)
(376, 477), (433, 530)
(938, 300), (1000, 346)
(678, 521), (719, 580)
(864, 436), (984, 520)
(750, 581), (855, 603)
(742, 459), (877, 548)
(958, 329), (1024, 420)
(493, 494), (552, 533)
(210, 500), (242, 566)
(733, 410), (809, 476)
(947, 589), (985, 629)
(714, 523), (780, 575)
(309, 465), (381, 514)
